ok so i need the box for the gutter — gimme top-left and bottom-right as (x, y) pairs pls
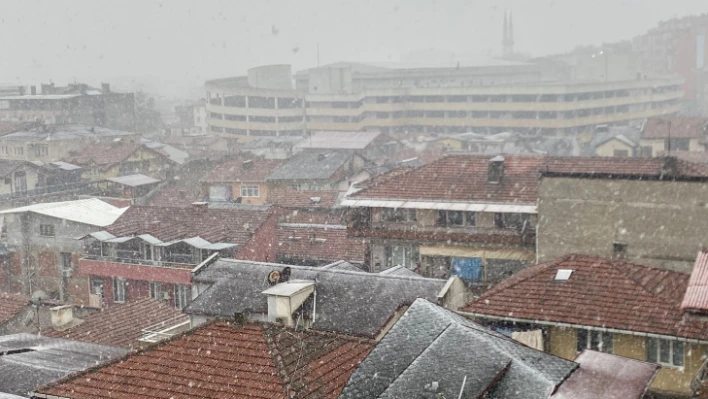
(457, 310), (708, 345)
(31, 393), (71, 399)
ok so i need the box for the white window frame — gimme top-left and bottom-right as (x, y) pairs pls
(577, 329), (613, 354)
(174, 285), (189, 309)
(39, 224), (55, 237)
(113, 278), (127, 303)
(647, 337), (684, 368)
(240, 184), (260, 198)
(149, 282), (163, 300)
(13, 146), (23, 156)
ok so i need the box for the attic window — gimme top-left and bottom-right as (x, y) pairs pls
(613, 242), (627, 260)
(554, 269), (573, 281)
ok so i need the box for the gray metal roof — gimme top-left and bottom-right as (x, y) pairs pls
(379, 265), (420, 277)
(186, 258), (446, 338)
(265, 150), (353, 181)
(294, 131), (381, 150)
(339, 299), (577, 399)
(0, 334), (126, 397)
(319, 260), (363, 272)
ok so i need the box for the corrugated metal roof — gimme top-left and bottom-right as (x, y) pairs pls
(0, 198), (127, 227)
(106, 174), (161, 187)
(681, 251), (708, 312)
(294, 131), (381, 150)
(341, 198), (537, 214)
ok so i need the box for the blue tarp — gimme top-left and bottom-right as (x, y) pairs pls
(452, 257), (482, 281)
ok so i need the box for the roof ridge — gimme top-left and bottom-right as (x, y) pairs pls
(605, 258), (681, 300)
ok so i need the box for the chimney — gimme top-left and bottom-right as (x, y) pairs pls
(488, 155), (505, 184)
(242, 160), (253, 170)
(30, 86), (37, 95)
(192, 201), (208, 213)
(50, 305), (74, 328)
(101, 83), (111, 93)
(662, 156), (678, 179)
(262, 279), (315, 327)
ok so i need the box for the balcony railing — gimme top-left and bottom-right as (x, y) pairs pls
(82, 254), (196, 269)
(0, 181), (97, 200)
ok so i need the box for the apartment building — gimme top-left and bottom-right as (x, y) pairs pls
(206, 62), (682, 139)
(0, 82), (135, 130)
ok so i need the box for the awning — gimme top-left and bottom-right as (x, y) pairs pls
(340, 199), (537, 214)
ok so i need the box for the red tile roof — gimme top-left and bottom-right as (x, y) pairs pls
(352, 155), (708, 203)
(269, 189), (340, 209)
(276, 225), (367, 263)
(64, 142), (143, 167)
(36, 322), (373, 399)
(462, 254), (708, 341)
(642, 117), (708, 139)
(351, 155), (545, 203)
(44, 298), (189, 349)
(681, 251), (708, 313)
(146, 184), (203, 208)
(203, 157), (282, 183)
(279, 209), (347, 225)
(105, 205), (271, 245)
(0, 292), (30, 326)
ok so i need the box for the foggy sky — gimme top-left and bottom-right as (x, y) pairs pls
(1, 0), (707, 98)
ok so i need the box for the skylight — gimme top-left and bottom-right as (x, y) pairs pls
(554, 269), (573, 281)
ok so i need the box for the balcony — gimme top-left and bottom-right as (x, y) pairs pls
(79, 255), (196, 286)
(353, 223), (536, 247)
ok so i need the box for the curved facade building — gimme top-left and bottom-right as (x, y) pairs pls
(205, 61), (683, 139)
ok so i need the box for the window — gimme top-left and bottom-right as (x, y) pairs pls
(647, 338), (684, 367)
(149, 282), (163, 300)
(142, 160), (150, 171)
(0, 146), (7, 155)
(14, 171), (26, 192)
(384, 245), (418, 268)
(113, 278), (127, 303)
(495, 213), (530, 229)
(13, 146), (23, 156)
(577, 329), (613, 353)
(174, 285), (189, 309)
(639, 146), (653, 157)
(241, 184), (260, 197)
(613, 242), (627, 260)
(381, 208), (416, 222)
(437, 210), (475, 227)
(60, 252), (72, 270)
(665, 137), (690, 152)
(613, 149), (629, 157)
(39, 224), (55, 237)
(35, 145), (48, 156)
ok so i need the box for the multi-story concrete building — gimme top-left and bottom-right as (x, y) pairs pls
(0, 82), (135, 130)
(206, 62), (682, 139)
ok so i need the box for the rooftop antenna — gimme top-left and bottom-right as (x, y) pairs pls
(457, 375), (467, 399)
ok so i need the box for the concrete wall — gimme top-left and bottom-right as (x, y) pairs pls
(547, 325), (708, 396)
(538, 177), (708, 273)
(4, 212), (100, 301)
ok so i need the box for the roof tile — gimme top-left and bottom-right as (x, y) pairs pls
(0, 292), (30, 326)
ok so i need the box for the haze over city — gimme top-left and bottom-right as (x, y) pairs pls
(1, 0), (707, 97)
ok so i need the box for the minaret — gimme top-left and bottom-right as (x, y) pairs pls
(502, 10), (515, 59)
(502, 11), (509, 58)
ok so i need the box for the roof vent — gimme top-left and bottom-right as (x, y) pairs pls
(243, 160), (253, 169)
(554, 269), (573, 281)
(488, 156), (505, 184)
(310, 237), (327, 244)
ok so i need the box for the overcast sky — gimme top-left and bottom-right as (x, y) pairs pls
(1, 0), (706, 98)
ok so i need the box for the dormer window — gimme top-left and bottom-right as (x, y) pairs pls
(488, 156), (505, 183)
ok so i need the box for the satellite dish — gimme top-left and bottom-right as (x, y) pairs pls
(267, 271), (281, 286)
(31, 290), (49, 305)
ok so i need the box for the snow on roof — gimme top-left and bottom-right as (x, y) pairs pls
(0, 198), (127, 227)
(294, 131), (381, 150)
(106, 174), (161, 187)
